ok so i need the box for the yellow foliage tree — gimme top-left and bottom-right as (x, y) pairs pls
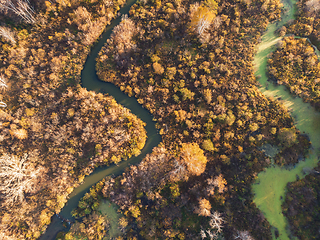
(190, 0), (218, 36)
(179, 142), (207, 176)
(213, 174), (227, 193)
(197, 198), (212, 216)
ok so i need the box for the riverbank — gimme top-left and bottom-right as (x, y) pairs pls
(253, 0), (320, 239)
(38, 0), (161, 239)
(1, 0), (313, 239)
(92, 0), (308, 238)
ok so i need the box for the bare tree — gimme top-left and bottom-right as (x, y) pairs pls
(0, 232), (16, 240)
(170, 158), (187, 181)
(199, 211), (224, 239)
(111, 14), (137, 58)
(0, 102), (7, 107)
(0, 26), (16, 44)
(0, 0), (36, 24)
(0, 75), (8, 90)
(0, 153), (41, 205)
(305, 0), (320, 14)
(103, 0), (113, 7)
(200, 229), (206, 239)
(209, 211), (224, 233)
(234, 230), (255, 240)
(206, 229), (218, 240)
(196, 14), (212, 36)
(0, 75), (7, 108)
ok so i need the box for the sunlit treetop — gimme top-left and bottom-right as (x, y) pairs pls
(189, 0), (218, 37)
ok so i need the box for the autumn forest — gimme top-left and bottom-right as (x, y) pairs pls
(0, 0), (319, 239)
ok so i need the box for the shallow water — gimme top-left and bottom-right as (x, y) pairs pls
(39, 0), (161, 238)
(98, 200), (122, 238)
(252, 0), (320, 239)
(39, 0), (320, 238)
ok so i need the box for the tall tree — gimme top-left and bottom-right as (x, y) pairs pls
(0, 26), (15, 44)
(0, 0), (36, 24)
(0, 75), (7, 108)
(179, 142), (207, 177)
(0, 153), (42, 205)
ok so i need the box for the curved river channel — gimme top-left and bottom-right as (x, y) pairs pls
(40, 0), (320, 239)
(40, 0), (161, 238)
(253, 0), (320, 239)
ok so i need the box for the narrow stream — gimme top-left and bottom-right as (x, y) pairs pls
(252, 0), (320, 239)
(39, 0), (161, 238)
(39, 0), (320, 239)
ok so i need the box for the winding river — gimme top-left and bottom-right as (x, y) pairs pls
(253, 0), (320, 239)
(39, 0), (161, 238)
(39, 0), (320, 239)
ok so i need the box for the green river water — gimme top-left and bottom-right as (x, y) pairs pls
(39, 0), (320, 239)
(39, 0), (161, 238)
(253, 0), (320, 239)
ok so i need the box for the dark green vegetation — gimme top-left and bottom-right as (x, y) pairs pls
(0, 0), (147, 239)
(268, 36), (320, 110)
(282, 164), (320, 240)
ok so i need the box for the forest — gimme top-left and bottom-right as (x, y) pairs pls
(0, 0), (315, 239)
(266, 0), (320, 238)
(282, 163), (320, 240)
(76, 0), (311, 239)
(286, 0), (320, 46)
(268, 36), (320, 110)
(0, 0), (147, 239)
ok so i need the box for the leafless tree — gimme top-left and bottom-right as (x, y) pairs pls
(209, 211), (224, 233)
(199, 211), (224, 239)
(0, 75), (7, 108)
(200, 229), (207, 239)
(0, 153), (41, 205)
(234, 230), (255, 240)
(111, 14), (137, 58)
(0, 102), (7, 107)
(305, 0), (320, 14)
(0, 75), (8, 90)
(197, 15), (211, 36)
(0, 26), (16, 44)
(206, 229), (218, 240)
(0, 0), (36, 24)
(169, 158), (187, 181)
(0, 232), (16, 240)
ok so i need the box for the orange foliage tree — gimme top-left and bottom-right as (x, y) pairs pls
(189, 0), (218, 39)
(197, 198), (212, 216)
(179, 142), (207, 177)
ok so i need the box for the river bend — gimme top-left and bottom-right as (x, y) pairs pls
(253, 0), (320, 239)
(39, 0), (161, 238)
(39, 0), (320, 239)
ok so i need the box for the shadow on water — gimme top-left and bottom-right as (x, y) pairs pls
(39, 0), (161, 238)
(252, 0), (320, 239)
